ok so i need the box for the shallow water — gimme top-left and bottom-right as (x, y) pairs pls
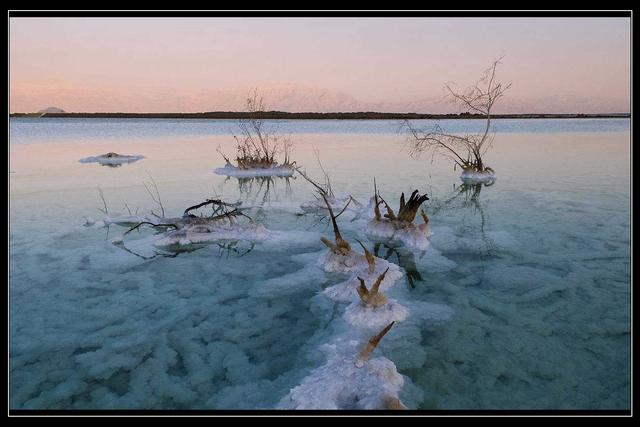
(9, 118), (631, 410)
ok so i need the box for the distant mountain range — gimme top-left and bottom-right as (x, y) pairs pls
(10, 111), (630, 120)
(10, 83), (630, 116)
(37, 107), (66, 114)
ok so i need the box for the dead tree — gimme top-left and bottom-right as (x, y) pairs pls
(381, 396), (407, 410)
(124, 198), (250, 235)
(374, 185), (430, 227)
(356, 267), (390, 308)
(319, 192), (352, 255)
(218, 90), (295, 170)
(404, 59), (511, 175)
(355, 321), (395, 367)
(295, 164), (357, 256)
(355, 239), (376, 273)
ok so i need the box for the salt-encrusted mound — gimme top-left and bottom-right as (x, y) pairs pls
(214, 163), (295, 178)
(351, 196), (377, 221)
(300, 193), (362, 215)
(366, 219), (432, 251)
(323, 265), (403, 302)
(277, 340), (405, 410)
(84, 211), (160, 228)
(79, 153), (145, 166)
(344, 300), (409, 329)
(154, 222), (271, 247)
(319, 249), (401, 276)
(460, 170), (496, 184)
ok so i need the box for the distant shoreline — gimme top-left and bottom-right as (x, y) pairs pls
(9, 112), (631, 120)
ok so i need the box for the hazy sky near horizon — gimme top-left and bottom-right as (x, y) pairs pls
(10, 17), (630, 113)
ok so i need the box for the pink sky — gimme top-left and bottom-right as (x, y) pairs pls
(9, 17), (631, 114)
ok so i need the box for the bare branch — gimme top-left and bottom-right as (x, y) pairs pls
(143, 172), (165, 218)
(124, 221), (178, 235)
(221, 90), (295, 170)
(406, 59), (510, 174)
(97, 186), (108, 214)
(355, 321), (395, 367)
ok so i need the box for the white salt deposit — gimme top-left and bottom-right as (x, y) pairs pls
(366, 219), (432, 251)
(277, 340), (405, 410)
(460, 170), (496, 184)
(154, 222), (271, 247)
(344, 300), (409, 329)
(79, 154), (145, 166)
(323, 265), (403, 303)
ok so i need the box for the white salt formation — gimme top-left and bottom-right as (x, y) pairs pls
(278, 324), (406, 410)
(154, 221), (270, 247)
(278, 348), (404, 409)
(341, 268), (410, 329)
(366, 220), (432, 251)
(79, 153), (145, 166)
(460, 169), (497, 184)
(366, 189), (432, 251)
(344, 300), (409, 330)
(322, 262), (403, 302)
(105, 198), (272, 253)
(351, 196), (377, 221)
(318, 218), (404, 300)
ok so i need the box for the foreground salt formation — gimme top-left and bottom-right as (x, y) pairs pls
(278, 187), (409, 410)
(79, 153), (145, 167)
(278, 323), (406, 410)
(366, 187), (432, 250)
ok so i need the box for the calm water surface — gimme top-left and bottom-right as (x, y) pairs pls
(9, 118), (631, 409)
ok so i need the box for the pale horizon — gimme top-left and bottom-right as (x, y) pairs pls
(10, 17), (631, 114)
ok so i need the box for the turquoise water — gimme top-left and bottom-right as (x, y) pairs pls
(9, 118), (631, 410)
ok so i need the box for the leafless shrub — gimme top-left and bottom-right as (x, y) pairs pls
(143, 172), (165, 218)
(404, 59), (511, 174)
(373, 179), (430, 227)
(218, 90), (296, 170)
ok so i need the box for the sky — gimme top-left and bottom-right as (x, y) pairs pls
(9, 17), (631, 114)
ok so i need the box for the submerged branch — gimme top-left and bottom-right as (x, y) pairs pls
(183, 198), (240, 218)
(124, 221), (178, 235)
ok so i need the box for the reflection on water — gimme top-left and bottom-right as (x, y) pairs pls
(430, 180), (499, 257)
(214, 240), (256, 258)
(373, 242), (424, 289)
(223, 175), (294, 207)
(112, 238), (182, 260)
(434, 180), (492, 214)
(113, 226), (256, 261)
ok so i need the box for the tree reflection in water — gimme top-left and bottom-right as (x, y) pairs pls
(431, 179), (498, 256)
(113, 232), (255, 261)
(225, 175), (294, 208)
(373, 242), (424, 289)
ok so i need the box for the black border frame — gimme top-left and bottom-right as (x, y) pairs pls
(6, 9), (633, 417)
